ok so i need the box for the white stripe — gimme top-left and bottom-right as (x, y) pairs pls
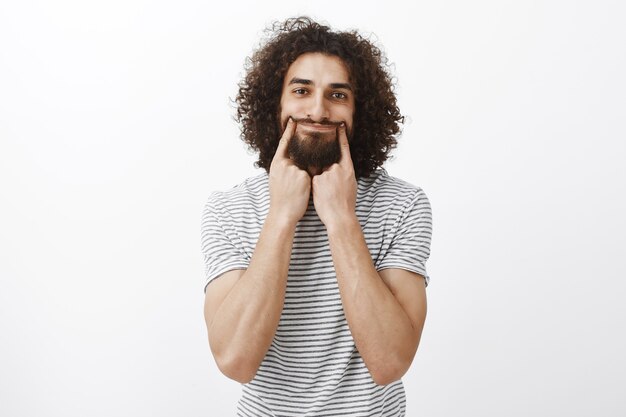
(201, 168), (432, 416)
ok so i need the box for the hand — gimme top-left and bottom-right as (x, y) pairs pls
(268, 118), (311, 226)
(312, 123), (358, 229)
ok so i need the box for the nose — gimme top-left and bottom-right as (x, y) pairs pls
(307, 93), (330, 122)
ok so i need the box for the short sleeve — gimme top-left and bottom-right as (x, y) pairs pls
(375, 188), (433, 286)
(200, 196), (250, 291)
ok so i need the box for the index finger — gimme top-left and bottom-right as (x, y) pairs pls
(275, 117), (297, 159)
(337, 122), (353, 167)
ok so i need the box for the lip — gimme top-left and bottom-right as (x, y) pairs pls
(298, 123), (338, 131)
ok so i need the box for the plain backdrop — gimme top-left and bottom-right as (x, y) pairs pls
(1, 0), (625, 416)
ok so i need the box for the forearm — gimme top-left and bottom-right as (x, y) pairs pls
(327, 216), (419, 385)
(208, 213), (295, 381)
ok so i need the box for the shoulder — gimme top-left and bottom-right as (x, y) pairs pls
(357, 168), (430, 210)
(204, 172), (269, 212)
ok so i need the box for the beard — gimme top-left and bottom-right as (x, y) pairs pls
(280, 116), (346, 174)
(287, 128), (341, 174)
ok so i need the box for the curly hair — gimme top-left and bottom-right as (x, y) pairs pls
(235, 16), (404, 179)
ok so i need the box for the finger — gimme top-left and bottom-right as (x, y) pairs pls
(275, 117), (297, 159)
(337, 122), (352, 166)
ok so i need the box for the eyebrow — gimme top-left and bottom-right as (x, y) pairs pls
(288, 77), (353, 91)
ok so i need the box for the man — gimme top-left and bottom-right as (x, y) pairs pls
(201, 16), (432, 416)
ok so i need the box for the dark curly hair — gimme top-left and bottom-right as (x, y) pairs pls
(235, 16), (404, 179)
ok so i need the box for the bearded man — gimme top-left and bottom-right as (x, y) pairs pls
(201, 16), (433, 416)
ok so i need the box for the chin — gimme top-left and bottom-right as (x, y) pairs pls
(306, 166), (326, 176)
(287, 129), (341, 173)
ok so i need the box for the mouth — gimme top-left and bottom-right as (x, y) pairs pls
(297, 122), (339, 132)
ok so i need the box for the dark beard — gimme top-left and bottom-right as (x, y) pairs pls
(287, 130), (341, 174)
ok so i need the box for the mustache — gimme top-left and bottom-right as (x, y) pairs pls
(291, 117), (343, 127)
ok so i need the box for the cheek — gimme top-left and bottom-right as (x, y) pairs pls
(279, 102), (299, 123)
(342, 111), (354, 129)
(278, 95), (290, 119)
(345, 111), (355, 137)
(340, 104), (354, 121)
(278, 106), (291, 129)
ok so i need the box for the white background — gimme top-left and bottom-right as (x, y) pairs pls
(1, 0), (625, 416)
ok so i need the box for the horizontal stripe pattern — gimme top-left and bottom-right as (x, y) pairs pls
(201, 169), (432, 416)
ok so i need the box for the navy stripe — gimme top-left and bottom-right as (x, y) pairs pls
(201, 168), (431, 416)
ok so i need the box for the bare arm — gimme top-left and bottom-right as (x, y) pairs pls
(203, 119), (310, 383)
(312, 123), (427, 385)
(326, 218), (427, 385)
(204, 215), (297, 383)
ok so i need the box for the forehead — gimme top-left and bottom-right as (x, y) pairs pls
(284, 52), (351, 84)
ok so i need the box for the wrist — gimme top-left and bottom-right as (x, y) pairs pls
(324, 212), (360, 236)
(265, 210), (300, 232)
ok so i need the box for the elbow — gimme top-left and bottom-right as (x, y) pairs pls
(369, 335), (422, 385)
(369, 365), (406, 386)
(367, 352), (414, 386)
(212, 349), (259, 384)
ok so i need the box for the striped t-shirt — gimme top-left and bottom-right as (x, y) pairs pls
(201, 168), (432, 416)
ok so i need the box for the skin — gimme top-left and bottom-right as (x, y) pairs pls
(279, 52), (355, 176)
(204, 53), (427, 385)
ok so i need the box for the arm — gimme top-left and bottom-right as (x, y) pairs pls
(203, 119), (310, 383)
(204, 215), (297, 383)
(326, 218), (427, 385)
(312, 123), (428, 385)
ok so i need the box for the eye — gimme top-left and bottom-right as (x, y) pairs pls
(331, 91), (348, 100)
(293, 88), (308, 95)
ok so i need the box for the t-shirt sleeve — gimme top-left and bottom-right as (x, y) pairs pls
(200, 195), (250, 292)
(375, 188), (433, 286)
